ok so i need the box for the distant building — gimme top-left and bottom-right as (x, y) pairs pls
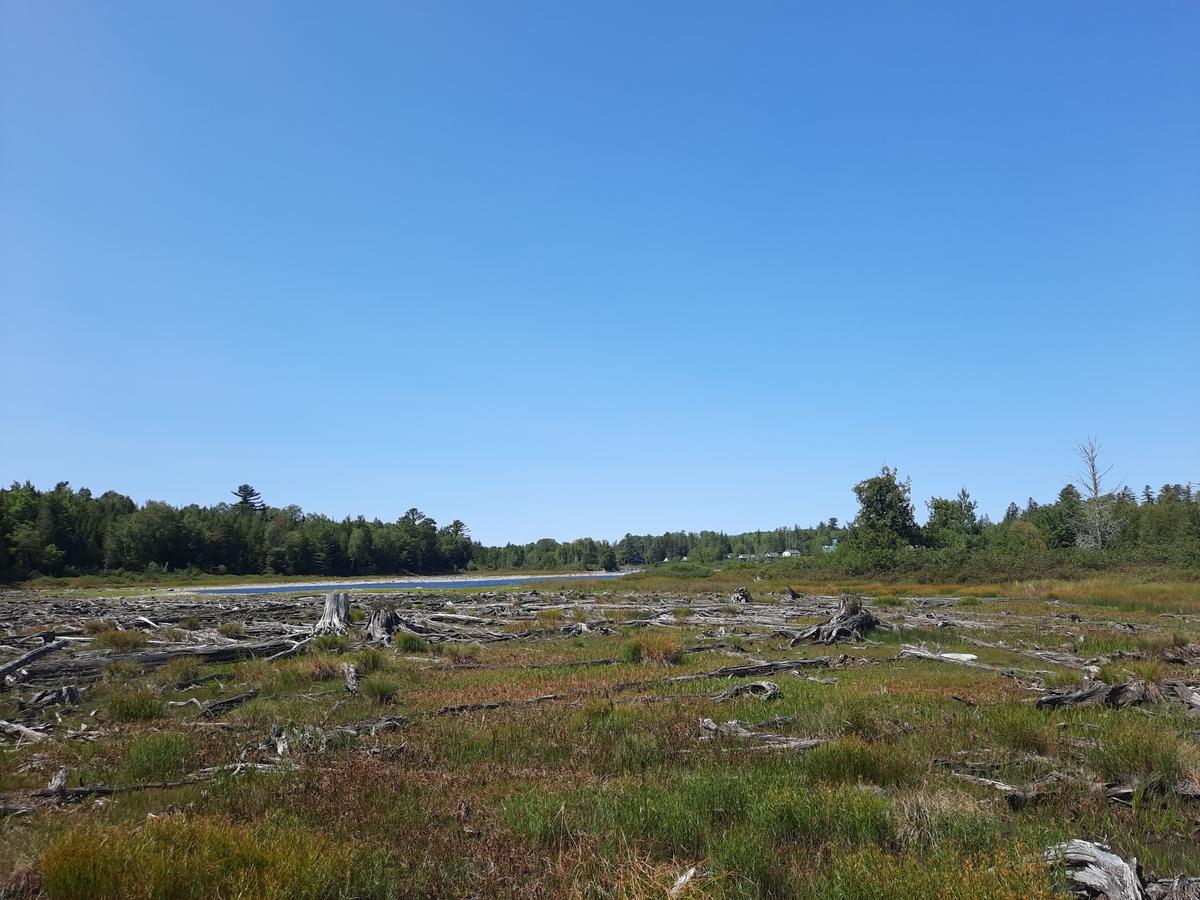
(821, 538), (840, 554)
(764, 552), (780, 560)
(781, 549), (802, 558)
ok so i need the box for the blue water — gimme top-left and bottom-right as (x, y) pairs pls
(196, 571), (631, 595)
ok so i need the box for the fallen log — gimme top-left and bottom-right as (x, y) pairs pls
(698, 718), (823, 752)
(0, 720), (49, 743)
(200, 689), (258, 719)
(17, 684), (80, 712)
(0, 639), (69, 687)
(20, 637), (304, 685)
(710, 681), (781, 702)
(730, 586), (753, 604)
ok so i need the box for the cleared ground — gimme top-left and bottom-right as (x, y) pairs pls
(2, 580), (1200, 898)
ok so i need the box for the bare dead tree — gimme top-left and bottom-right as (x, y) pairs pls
(1075, 437), (1123, 549)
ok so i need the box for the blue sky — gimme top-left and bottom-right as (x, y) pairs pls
(2, 1), (1197, 545)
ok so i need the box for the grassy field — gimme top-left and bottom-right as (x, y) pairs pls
(2, 579), (1200, 897)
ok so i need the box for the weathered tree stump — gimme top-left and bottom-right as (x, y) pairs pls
(730, 586), (753, 604)
(313, 592), (352, 635)
(793, 595), (879, 645)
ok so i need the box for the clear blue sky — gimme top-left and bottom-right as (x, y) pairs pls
(2, 2), (1197, 545)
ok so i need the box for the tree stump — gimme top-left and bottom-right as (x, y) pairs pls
(313, 592), (352, 635)
(793, 595), (879, 645)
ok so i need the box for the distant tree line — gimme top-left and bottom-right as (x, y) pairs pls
(0, 483), (474, 582)
(2, 440), (1196, 583)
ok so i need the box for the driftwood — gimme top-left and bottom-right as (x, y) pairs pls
(1045, 840), (1146, 900)
(1036, 679), (1200, 713)
(363, 607), (403, 643)
(313, 592), (352, 635)
(710, 681), (781, 702)
(1, 638), (69, 687)
(698, 718), (823, 751)
(19, 637), (305, 685)
(17, 684), (80, 712)
(200, 689), (258, 719)
(897, 644), (1048, 681)
(793, 595), (878, 645)
(0, 720), (49, 742)
(730, 586), (753, 604)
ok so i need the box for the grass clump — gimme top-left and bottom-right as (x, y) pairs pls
(618, 633), (684, 666)
(40, 817), (394, 900)
(310, 633), (350, 653)
(119, 732), (197, 782)
(442, 643), (481, 664)
(106, 687), (164, 722)
(537, 608), (563, 627)
(94, 629), (147, 651)
(395, 633), (430, 653)
(152, 656), (201, 686)
(362, 674), (402, 704)
(216, 622), (244, 638)
(83, 618), (116, 634)
(102, 660), (140, 682)
(356, 647), (390, 674)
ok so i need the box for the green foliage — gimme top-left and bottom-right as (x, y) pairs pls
(849, 466), (921, 551)
(395, 633), (430, 653)
(106, 688), (164, 721)
(40, 817), (395, 900)
(310, 634), (350, 653)
(120, 732), (196, 782)
(94, 629), (148, 651)
(361, 674), (401, 704)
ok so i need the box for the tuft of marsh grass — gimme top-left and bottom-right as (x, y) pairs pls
(362, 674), (401, 704)
(152, 656), (201, 686)
(84, 618), (116, 634)
(40, 817), (396, 900)
(106, 687), (164, 722)
(94, 629), (147, 651)
(356, 647), (390, 674)
(395, 633), (430, 653)
(119, 732), (197, 782)
(216, 622), (244, 638)
(310, 633), (350, 653)
(442, 643), (481, 664)
(618, 634), (683, 666)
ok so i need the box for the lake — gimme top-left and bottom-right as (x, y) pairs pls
(196, 571), (632, 595)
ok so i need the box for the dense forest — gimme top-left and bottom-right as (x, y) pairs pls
(2, 443), (1197, 583)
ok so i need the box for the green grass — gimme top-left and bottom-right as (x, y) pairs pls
(105, 687), (164, 721)
(40, 816), (396, 900)
(93, 629), (148, 651)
